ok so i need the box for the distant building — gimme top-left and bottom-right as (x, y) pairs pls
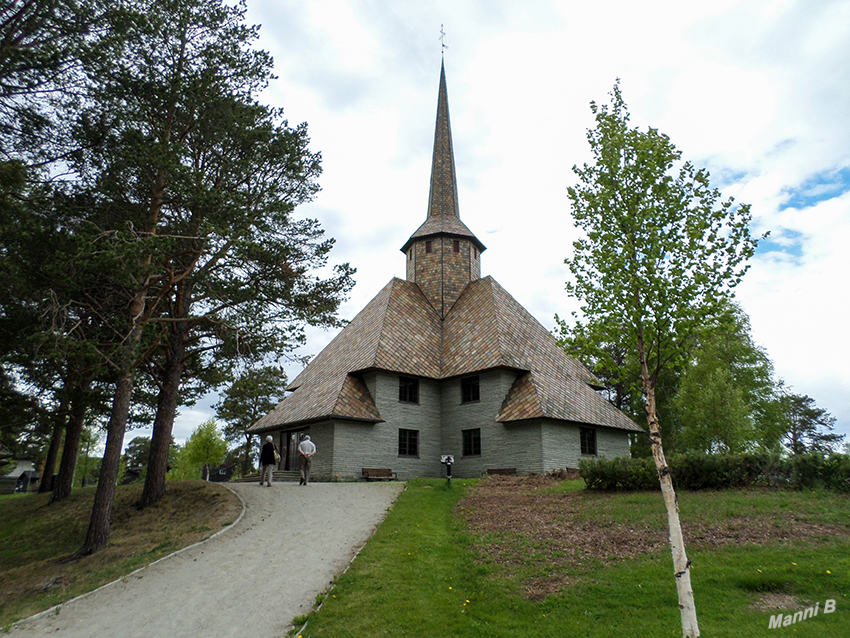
(250, 62), (641, 479)
(0, 459), (38, 494)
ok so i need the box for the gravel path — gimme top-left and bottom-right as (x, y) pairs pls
(9, 481), (406, 638)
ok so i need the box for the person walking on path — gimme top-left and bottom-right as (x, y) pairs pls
(259, 436), (277, 486)
(298, 434), (316, 485)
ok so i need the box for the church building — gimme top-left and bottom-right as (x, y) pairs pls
(250, 63), (641, 479)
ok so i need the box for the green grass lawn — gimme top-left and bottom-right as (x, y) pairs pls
(293, 479), (850, 638)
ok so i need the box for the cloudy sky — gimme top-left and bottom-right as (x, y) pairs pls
(155, 0), (850, 447)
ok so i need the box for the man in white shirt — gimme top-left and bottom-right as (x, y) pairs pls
(298, 434), (317, 485)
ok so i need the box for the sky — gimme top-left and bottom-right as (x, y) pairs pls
(143, 0), (850, 449)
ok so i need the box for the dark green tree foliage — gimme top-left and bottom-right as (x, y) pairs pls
(123, 436), (151, 468)
(130, 8), (353, 509)
(0, 0), (101, 164)
(0, 0), (352, 554)
(216, 365), (288, 473)
(564, 82), (762, 637)
(782, 393), (844, 456)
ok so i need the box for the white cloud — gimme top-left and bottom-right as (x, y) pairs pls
(170, 0), (850, 444)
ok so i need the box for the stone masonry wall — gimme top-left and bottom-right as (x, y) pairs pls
(542, 421), (631, 471)
(440, 369), (529, 478)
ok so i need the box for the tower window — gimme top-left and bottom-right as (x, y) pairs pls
(453, 240), (460, 253)
(399, 376), (419, 403)
(425, 241), (432, 253)
(461, 376), (480, 403)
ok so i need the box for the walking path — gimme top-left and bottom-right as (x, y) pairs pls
(9, 481), (406, 638)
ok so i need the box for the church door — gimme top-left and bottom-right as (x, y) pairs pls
(284, 429), (309, 471)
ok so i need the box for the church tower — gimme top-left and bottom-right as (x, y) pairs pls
(401, 61), (486, 319)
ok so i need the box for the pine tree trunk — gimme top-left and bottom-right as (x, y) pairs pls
(39, 396), (67, 494)
(640, 348), (699, 637)
(52, 387), (88, 503)
(76, 370), (133, 556)
(138, 340), (184, 508)
(139, 279), (191, 508)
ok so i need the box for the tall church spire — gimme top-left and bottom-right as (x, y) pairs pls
(402, 61), (485, 319)
(427, 60), (460, 219)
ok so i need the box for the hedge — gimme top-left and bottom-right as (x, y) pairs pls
(578, 452), (850, 492)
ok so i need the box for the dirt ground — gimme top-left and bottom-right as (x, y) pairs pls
(8, 481), (405, 638)
(456, 474), (849, 601)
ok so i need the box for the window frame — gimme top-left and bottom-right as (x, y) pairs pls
(398, 428), (419, 457)
(461, 375), (480, 404)
(398, 376), (419, 404)
(462, 428), (481, 457)
(580, 427), (597, 456)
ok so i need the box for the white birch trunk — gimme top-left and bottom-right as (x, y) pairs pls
(639, 335), (700, 637)
(655, 447), (700, 637)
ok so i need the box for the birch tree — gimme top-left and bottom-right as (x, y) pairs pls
(564, 81), (761, 637)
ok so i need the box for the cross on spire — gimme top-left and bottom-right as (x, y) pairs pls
(440, 24), (448, 56)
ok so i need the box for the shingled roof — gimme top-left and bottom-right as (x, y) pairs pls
(251, 275), (641, 433)
(443, 277), (642, 432)
(251, 279), (442, 431)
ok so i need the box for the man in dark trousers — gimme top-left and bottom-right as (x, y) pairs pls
(297, 434), (316, 485)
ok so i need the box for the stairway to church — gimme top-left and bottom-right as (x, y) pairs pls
(233, 470), (301, 483)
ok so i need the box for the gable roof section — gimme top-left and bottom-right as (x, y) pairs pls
(250, 278), (441, 431)
(443, 277), (642, 432)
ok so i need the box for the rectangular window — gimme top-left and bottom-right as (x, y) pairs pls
(398, 376), (419, 403)
(398, 428), (419, 457)
(580, 428), (597, 455)
(461, 376), (480, 403)
(453, 240), (460, 253)
(462, 428), (481, 456)
(425, 240), (432, 253)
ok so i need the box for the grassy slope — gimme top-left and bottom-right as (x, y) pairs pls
(296, 479), (850, 638)
(2, 478), (847, 637)
(0, 481), (242, 627)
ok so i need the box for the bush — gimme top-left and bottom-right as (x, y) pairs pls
(578, 456), (657, 491)
(790, 452), (850, 492)
(578, 452), (850, 492)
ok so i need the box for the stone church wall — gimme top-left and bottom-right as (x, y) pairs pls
(440, 369), (529, 478)
(542, 421), (631, 471)
(358, 371), (443, 479)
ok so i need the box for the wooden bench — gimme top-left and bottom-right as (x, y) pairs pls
(486, 468), (517, 476)
(362, 467), (398, 481)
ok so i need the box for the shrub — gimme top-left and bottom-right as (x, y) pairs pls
(578, 452), (850, 492)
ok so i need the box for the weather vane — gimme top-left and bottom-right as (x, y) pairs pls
(440, 24), (448, 56)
